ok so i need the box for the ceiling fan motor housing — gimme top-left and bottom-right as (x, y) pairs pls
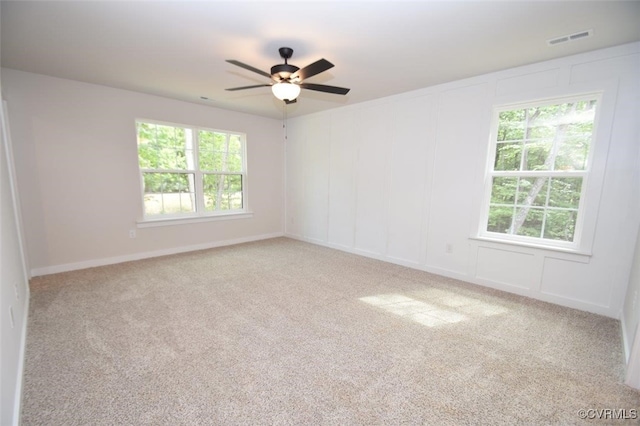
(271, 63), (299, 81)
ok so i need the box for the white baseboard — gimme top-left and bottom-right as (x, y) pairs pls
(13, 289), (29, 426)
(284, 233), (617, 318)
(30, 232), (284, 277)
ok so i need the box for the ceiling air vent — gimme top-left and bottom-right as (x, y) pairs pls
(547, 29), (593, 46)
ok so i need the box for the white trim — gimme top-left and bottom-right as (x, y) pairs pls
(137, 211), (254, 228)
(625, 322), (640, 390)
(30, 232), (283, 277)
(469, 236), (591, 261)
(621, 313), (631, 363)
(12, 290), (29, 426)
(1, 101), (30, 279)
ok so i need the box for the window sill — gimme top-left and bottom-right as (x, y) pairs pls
(137, 212), (253, 228)
(470, 235), (592, 263)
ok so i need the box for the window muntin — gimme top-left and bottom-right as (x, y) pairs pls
(481, 95), (599, 248)
(136, 120), (246, 218)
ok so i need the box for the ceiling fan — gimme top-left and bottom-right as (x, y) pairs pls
(225, 47), (350, 104)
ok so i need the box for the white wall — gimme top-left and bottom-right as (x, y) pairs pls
(2, 69), (284, 275)
(285, 42), (640, 320)
(1, 85), (30, 424)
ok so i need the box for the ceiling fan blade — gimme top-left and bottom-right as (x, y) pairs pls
(291, 59), (334, 81)
(300, 83), (350, 95)
(226, 60), (272, 79)
(225, 84), (271, 91)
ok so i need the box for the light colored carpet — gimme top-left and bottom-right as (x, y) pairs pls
(22, 237), (639, 425)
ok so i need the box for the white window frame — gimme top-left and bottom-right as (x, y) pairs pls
(478, 92), (603, 252)
(135, 118), (249, 225)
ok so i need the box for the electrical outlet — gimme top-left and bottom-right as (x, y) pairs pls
(129, 229), (136, 239)
(445, 243), (453, 254)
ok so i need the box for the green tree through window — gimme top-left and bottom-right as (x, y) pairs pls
(137, 120), (246, 217)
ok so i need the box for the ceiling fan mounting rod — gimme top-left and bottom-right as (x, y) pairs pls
(279, 47), (294, 64)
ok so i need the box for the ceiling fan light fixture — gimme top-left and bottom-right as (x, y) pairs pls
(272, 82), (300, 102)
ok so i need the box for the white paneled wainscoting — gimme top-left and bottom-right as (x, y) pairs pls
(285, 42), (640, 321)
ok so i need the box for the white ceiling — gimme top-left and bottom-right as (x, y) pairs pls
(2, 1), (639, 120)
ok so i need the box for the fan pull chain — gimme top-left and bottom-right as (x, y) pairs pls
(283, 102), (288, 141)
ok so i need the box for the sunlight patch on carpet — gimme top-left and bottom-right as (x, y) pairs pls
(359, 291), (508, 327)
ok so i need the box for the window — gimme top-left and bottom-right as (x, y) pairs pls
(480, 94), (600, 249)
(136, 120), (246, 219)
